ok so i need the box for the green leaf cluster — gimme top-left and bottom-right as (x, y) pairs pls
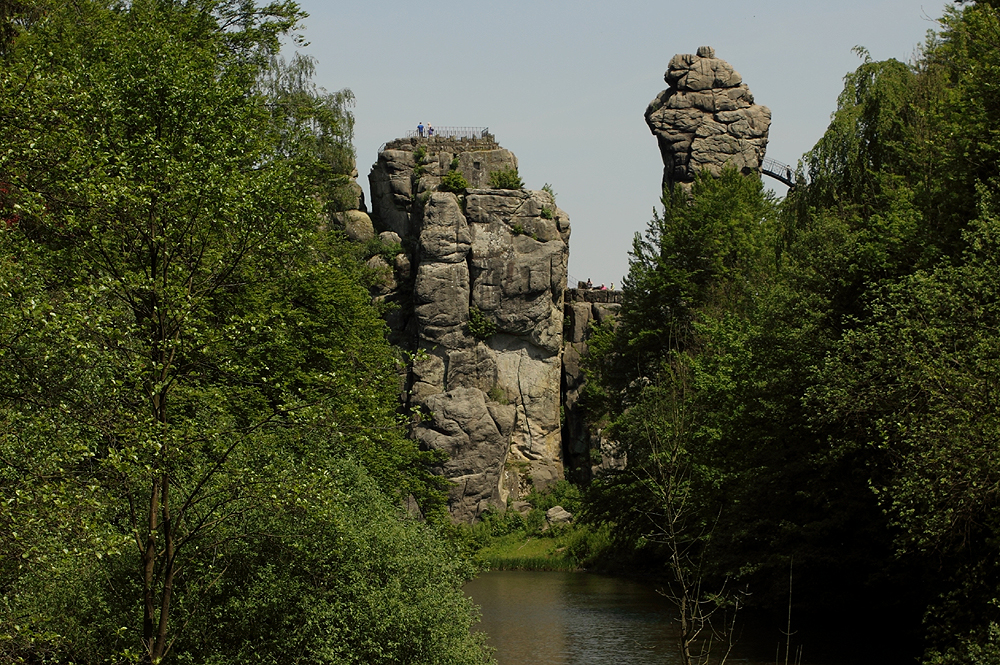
(487, 167), (524, 190)
(466, 306), (497, 340)
(439, 169), (470, 193)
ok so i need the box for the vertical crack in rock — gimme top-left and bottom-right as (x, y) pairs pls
(514, 349), (533, 454)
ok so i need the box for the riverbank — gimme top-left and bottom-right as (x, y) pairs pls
(473, 526), (603, 571)
(445, 481), (615, 573)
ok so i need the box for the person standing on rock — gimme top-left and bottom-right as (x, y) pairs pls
(417, 121), (424, 138)
(586, 278), (592, 289)
(428, 124), (434, 137)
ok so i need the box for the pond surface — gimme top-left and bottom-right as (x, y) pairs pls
(464, 570), (852, 665)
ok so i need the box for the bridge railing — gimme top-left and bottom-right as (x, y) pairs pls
(405, 126), (491, 139)
(760, 157), (796, 188)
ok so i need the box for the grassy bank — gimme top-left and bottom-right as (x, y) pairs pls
(473, 525), (608, 571)
(446, 481), (613, 572)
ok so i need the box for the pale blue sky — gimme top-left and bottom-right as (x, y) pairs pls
(290, 1), (949, 286)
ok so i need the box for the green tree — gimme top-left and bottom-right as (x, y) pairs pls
(814, 201), (1000, 660)
(0, 1), (482, 662)
(582, 169), (776, 661)
(586, 168), (777, 414)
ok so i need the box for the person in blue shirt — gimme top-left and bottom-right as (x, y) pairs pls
(417, 121), (424, 138)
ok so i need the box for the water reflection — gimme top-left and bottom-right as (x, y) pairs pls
(466, 571), (697, 665)
(466, 570), (880, 665)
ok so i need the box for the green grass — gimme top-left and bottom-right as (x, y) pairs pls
(477, 555), (579, 572)
(471, 523), (611, 572)
(474, 532), (578, 571)
(444, 482), (613, 572)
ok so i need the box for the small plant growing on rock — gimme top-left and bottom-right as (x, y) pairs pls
(487, 384), (507, 403)
(511, 223), (539, 241)
(467, 306), (497, 340)
(542, 182), (556, 202)
(540, 207), (554, 219)
(450, 156), (460, 170)
(412, 146), (428, 180)
(439, 170), (469, 193)
(489, 167), (524, 190)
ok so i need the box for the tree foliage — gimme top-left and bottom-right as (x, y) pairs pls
(0, 1), (488, 663)
(584, 4), (1000, 661)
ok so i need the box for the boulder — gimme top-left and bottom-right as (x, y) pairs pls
(512, 500), (532, 515)
(365, 255), (394, 293)
(413, 387), (510, 522)
(335, 209), (376, 242)
(546, 505), (573, 525)
(419, 193), (471, 263)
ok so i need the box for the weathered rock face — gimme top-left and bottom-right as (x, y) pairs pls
(645, 46), (771, 189)
(329, 166), (377, 240)
(368, 136), (570, 522)
(561, 287), (623, 483)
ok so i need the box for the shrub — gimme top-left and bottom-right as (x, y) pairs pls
(439, 170), (469, 193)
(466, 306), (497, 340)
(540, 207), (554, 219)
(412, 146), (428, 180)
(487, 384), (507, 403)
(511, 223), (538, 241)
(526, 480), (582, 514)
(488, 167), (524, 190)
(357, 236), (402, 264)
(542, 182), (556, 202)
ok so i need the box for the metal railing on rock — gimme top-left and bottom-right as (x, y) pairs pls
(405, 126), (491, 139)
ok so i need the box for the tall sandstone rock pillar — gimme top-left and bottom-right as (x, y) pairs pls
(368, 135), (570, 522)
(645, 46), (771, 189)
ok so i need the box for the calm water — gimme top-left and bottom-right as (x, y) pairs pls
(464, 571), (849, 665)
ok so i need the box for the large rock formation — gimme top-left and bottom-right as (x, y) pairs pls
(645, 46), (771, 189)
(368, 135), (570, 522)
(561, 287), (623, 483)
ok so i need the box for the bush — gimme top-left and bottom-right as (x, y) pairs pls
(487, 384), (507, 403)
(488, 167), (524, 190)
(526, 480), (582, 514)
(2, 460), (492, 665)
(466, 306), (497, 340)
(356, 236), (402, 264)
(439, 170), (470, 193)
